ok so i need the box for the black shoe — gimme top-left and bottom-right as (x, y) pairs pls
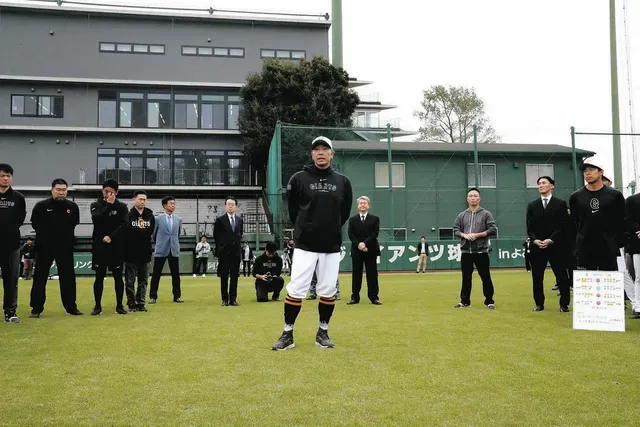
(222, 300), (229, 306)
(551, 285), (559, 291)
(148, 299), (157, 304)
(559, 306), (570, 313)
(136, 305), (148, 312)
(315, 328), (335, 348)
(116, 306), (128, 315)
(271, 331), (295, 351)
(173, 298), (184, 303)
(306, 295), (317, 300)
(29, 312), (41, 319)
(4, 313), (21, 323)
(229, 300), (239, 306)
(67, 309), (84, 316)
(272, 296), (281, 301)
(454, 303), (470, 308)
(533, 306), (544, 312)
(127, 306), (137, 313)
(346, 299), (359, 305)
(371, 300), (382, 305)
(91, 306), (102, 316)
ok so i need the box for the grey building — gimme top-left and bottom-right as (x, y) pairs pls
(0, 1), (342, 239)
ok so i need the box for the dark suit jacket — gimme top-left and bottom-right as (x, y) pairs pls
(348, 213), (381, 257)
(526, 195), (569, 251)
(213, 214), (244, 258)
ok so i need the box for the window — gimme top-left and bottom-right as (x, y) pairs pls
(119, 93), (147, 128)
(375, 162), (406, 188)
(439, 228), (454, 240)
(98, 91), (117, 127)
(174, 101), (199, 129)
(227, 103), (240, 130)
(100, 42), (165, 55)
(526, 164), (555, 187)
(11, 95), (63, 117)
(262, 49), (305, 60)
(466, 163), (497, 188)
(182, 46), (244, 57)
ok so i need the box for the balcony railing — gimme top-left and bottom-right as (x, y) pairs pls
(77, 168), (254, 186)
(352, 115), (401, 129)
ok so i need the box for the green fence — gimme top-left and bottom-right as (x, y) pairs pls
(51, 239), (527, 276)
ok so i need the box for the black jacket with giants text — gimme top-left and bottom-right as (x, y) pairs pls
(286, 165), (353, 254)
(125, 207), (155, 264)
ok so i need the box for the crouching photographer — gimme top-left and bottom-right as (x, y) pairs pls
(253, 241), (285, 302)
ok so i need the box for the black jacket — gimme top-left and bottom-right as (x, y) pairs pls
(348, 213), (381, 257)
(213, 214), (243, 258)
(0, 187), (26, 253)
(252, 252), (283, 278)
(569, 185), (625, 259)
(90, 197), (128, 267)
(287, 165), (353, 253)
(526, 195), (569, 252)
(417, 241), (429, 256)
(30, 197), (80, 253)
(625, 194), (640, 254)
(21, 242), (35, 259)
(125, 207), (155, 263)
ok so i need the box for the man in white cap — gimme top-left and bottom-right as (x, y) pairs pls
(270, 136), (353, 350)
(569, 157), (625, 271)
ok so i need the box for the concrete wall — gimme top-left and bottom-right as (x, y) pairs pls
(0, 8), (329, 83)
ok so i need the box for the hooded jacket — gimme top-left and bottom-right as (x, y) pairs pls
(452, 207), (498, 253)
(286, 165), (353, 253)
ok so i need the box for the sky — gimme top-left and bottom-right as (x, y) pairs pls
(13, 0), (640, 191)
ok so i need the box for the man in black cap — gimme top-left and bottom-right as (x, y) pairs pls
(0, 164), (26, 323)
(569, 157), (625, 271)
(29, 178), (83, 317)
(90, 179), (129, 315)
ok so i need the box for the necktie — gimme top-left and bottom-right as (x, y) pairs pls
(167, 215), (173, 233)
(231, 216), (235, 232)
(361, 215), (365, 223)
(543, 198), (548, 209)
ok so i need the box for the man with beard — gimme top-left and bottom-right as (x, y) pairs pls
(29, 178), (83, 317)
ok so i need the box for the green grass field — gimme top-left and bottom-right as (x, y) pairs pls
(1, 270), (639, 426)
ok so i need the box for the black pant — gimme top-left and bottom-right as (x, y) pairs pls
(243, 260), (252, 277)
(1, 249), (20, 316)
(194, 257), (208, 275)
(218, 254), (240, 303)
(125, 262), (150, 307)
(576, 253), (618, 272)
(93, 263), (125, 307)
(255, 277), (285, 302)
(351, 252), (379, 302)
(149, 255), (181, 300)
(460, 252), (495, 306)
(30, 249), (78, 314)
(530, 247), (570, 308)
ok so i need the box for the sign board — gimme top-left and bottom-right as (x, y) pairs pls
(572, 270), (625, 332)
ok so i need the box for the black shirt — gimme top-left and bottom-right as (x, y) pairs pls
(125, 207), (155, 264)
(569, 185), (625, 258)
(30, 197), (80, 253)
(253, 252), (283, 280)
(0, 187), (26, 252)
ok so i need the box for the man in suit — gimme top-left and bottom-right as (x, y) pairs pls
(526, 176), (571, 312)
(149, 196), (183, 304)
(213, 196), (243, 306)
(347, 196), (381, 305)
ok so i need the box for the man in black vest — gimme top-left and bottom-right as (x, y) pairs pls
(526, 176), (571, 312)
(347, 196), (381, 305)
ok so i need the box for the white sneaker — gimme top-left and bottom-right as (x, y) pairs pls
(486, 303), (496, 310)
(192, 274), (196, 278)
(202, 274), (206, 278)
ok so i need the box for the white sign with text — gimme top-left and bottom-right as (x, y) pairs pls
(572, 270), (625, 332)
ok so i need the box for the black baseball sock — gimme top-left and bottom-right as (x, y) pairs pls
(284, 294), (302, 331)
(318, 296), (336, 330)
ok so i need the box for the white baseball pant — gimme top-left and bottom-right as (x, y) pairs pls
(286, 248), (340, 299)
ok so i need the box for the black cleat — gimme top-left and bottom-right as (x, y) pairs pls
(306, 295), (317, 300)
(229, 300), (239, 306)
(115, 306), (128, 315)
(29, 312), (41, 319)
(136, 305), (148, 312)
(271, 331), (295, 351)
(148, 299), (157, 304)
(315, 328), (335, 348)
(67, 309), (84, 316)
(91, 306), (103, 316)
(346, 300), (359, 305)
(127, 306), (137, 313)
(559, 306), (570, 313)
(173, 298), (184, 303)
(533, 306), (544, 312)
(454, 303), (470, 308)
(221, 301), (229, 307)
(4, 313), (21, 323)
